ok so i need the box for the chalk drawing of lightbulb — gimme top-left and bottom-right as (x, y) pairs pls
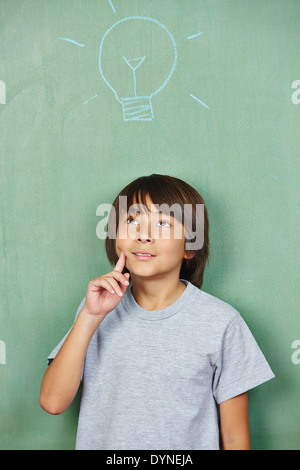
(99, 17), (177, 121)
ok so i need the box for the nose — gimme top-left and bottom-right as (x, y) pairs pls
(138, 234), (152, 243)
(136, 220), (153, 244)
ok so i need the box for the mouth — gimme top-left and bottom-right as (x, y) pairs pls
(131, 252), (156, 260)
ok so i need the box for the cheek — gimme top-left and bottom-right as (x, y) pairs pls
(173, 233), (187, 257)
(115, 245), (121, 258)
(116, 240), (124, 252)
(115, 241), (129, 269)
(116, 234), (129, 255)
(160, 237), (186, 257)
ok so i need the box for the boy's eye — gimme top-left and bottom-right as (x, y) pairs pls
(157, 220), (170, 227)
(125, 216), (139, 225)
(125, 216), (171, 227)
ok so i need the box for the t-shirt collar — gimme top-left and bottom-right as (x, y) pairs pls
(122, 279), (196, 321)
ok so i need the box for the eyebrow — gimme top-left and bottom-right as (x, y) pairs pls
(126, 205), (175, 217)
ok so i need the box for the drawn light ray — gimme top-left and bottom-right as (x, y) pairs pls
(108, 0), (116, 14)
(190, 93), (210, 110)
(83, 94), (98, 105)
(187, 32), (203, 40)
(57, 37), (85, 47)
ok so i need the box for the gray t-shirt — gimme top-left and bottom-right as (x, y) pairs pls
(48, 279), (275, 450)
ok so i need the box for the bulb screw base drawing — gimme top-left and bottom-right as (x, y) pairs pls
(121, 96), (153, 121)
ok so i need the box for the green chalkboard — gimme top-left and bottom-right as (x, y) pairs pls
(1, 0), (300, 450)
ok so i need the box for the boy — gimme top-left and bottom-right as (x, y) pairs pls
(40, 174), (274, 450)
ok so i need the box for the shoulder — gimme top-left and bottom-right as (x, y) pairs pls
(187, 283), (240, 328)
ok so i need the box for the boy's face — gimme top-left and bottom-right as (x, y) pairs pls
(116, 194), (191, 280)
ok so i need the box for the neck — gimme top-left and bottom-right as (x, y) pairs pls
(130, 274), (186, 311)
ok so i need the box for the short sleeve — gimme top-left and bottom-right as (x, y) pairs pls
(213, 314), (275, 404)
(47, 296), (86, 365)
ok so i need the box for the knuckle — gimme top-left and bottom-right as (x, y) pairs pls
(112, 271), (121, 279)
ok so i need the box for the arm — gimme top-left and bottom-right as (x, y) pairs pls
(39, 252), (129, 415)
(219, 392), (251, 450)
(39, 308), (102, 415)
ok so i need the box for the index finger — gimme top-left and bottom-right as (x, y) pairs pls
(113, 251), (126, 273)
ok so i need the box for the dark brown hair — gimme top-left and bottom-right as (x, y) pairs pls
(105, 174), (210, 288)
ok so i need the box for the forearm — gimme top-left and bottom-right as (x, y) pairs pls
(219, 392), (251, 450)
(221, 436), (251, 450)
(40, 255), (129, 415)
(39, 308), (101, 415)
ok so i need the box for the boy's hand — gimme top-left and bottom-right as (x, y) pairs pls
(83, 252), (130, 321)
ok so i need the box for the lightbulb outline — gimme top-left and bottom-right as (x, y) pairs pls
(99, 16), (178, 118)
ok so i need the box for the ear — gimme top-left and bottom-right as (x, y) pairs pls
(184, 250), (196, 260)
